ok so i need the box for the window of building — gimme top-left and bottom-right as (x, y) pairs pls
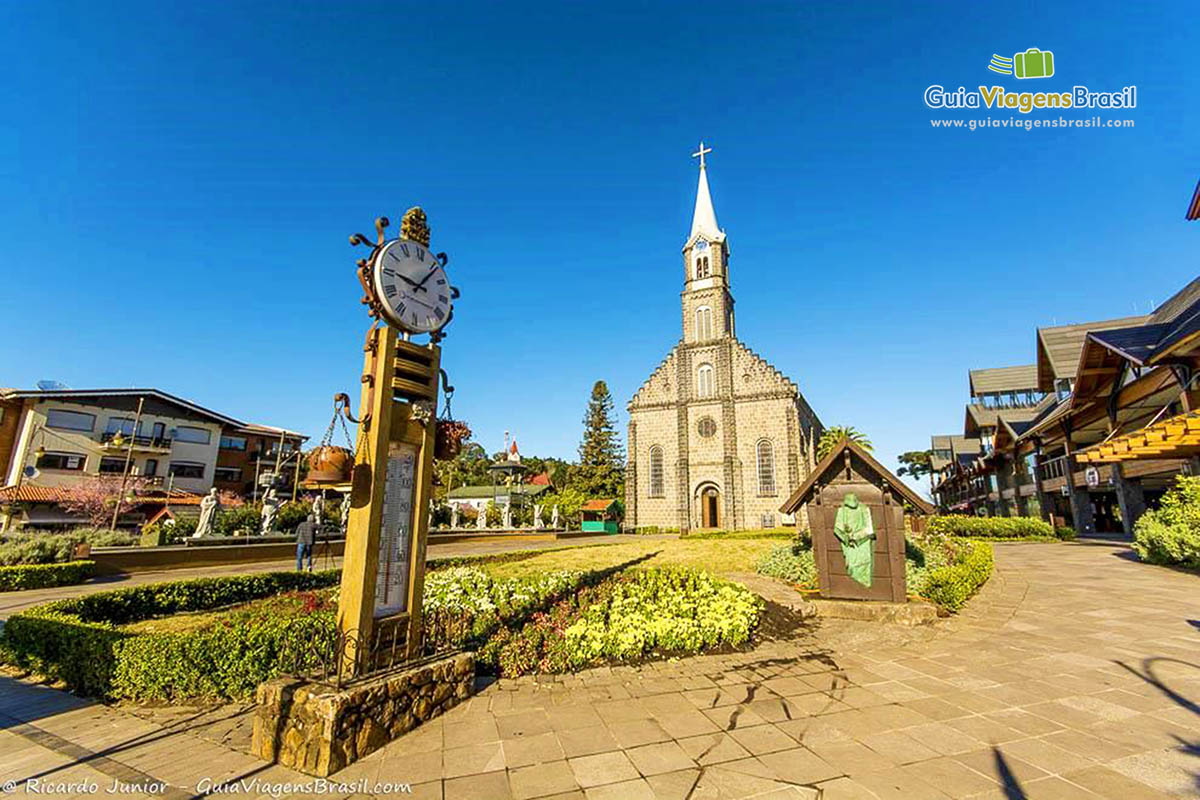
(648, 446), (664, 497)
(105, 417), (136, 436)
(695, 256), (710, 279)
(144, 458), (158, 477)
(174, 426), (211, 445)
(215, 466), (243, 483)
(696, 364), (714, 399)
(760, 513), (776, 529)
(37, 451), (86, 471)
(46, 409), (95, 432)
(98, 456), (126, 474)
(695, 306), (713, 341)
(220, 435), (247, 451)
(697, 417), (717, 438)
(168, 461), (205, 479)
(756, 439), (776, 496)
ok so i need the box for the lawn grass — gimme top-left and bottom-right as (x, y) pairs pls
(480, 536), (782, 580)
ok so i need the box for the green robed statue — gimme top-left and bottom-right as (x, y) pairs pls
(833, 493), (875, 587)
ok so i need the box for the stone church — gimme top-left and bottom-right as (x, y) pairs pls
(625, 146), (822, 532)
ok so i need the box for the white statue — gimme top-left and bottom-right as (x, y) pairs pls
(551, 504), (560, 530)
(533, 504), (544, 529)
(502, 500), (512, 529)
(340, 493), (351, 534)
(450, 504), (460, 529)
(194, 488), (219, 538)
(476, 505), (487, 530)
(261, 488), (280, 534)
(313, 493), (325, 524)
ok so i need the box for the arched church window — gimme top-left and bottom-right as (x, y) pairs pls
(697, 363), (715, 399)
(756, 439), (776, 496)
(648, 446), (664, 497)
(695, 306), (713, 341)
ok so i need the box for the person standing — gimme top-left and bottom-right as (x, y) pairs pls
(295, 512), (317, 572)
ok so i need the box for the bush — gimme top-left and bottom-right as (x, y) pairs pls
(1054, 526), (1077, 541)
(917, 539), (994, 612)
(1, 569), (340, 697)
(1133, 475), (1200, 569)
(755, 544), (817, 585)
(0, 529), (137, 565)
(0, 561), (96, 592)
(927, 514), (1053, 540)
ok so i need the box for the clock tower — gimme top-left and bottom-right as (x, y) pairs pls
(681, 142), (734, 344)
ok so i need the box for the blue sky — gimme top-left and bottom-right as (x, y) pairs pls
(1, 1), (1196, 493)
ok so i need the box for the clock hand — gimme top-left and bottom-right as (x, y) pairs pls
(412, 268), (437, 292)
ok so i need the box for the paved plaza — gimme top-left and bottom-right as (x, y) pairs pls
(0, 540), (1196, 799)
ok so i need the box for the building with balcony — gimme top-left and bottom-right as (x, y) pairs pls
(930, 274), (1200, 537)
(215, 423), (306, 498)
(0, 388), (307, 528)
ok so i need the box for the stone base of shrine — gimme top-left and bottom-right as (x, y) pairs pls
(809, 598), (938, 625)
(251, 651), (474, 777)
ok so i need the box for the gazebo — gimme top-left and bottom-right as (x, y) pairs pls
(580, 499), (621, 533)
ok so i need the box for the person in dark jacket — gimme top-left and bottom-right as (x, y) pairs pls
(295, 513), (317, 572)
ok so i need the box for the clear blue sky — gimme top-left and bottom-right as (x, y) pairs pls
(2, 1), (1196, 493)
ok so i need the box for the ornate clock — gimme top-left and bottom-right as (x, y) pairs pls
(371, 238), (452, 334)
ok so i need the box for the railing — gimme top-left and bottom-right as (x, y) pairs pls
(99, 432), (173, 449)
(1037, 454), (1070, 483)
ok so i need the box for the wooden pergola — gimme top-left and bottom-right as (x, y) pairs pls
(1076, 410), (1200, 463)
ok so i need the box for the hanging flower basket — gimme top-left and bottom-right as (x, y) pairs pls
(435, 420), (471, 461)
(307, 446), (354, 484)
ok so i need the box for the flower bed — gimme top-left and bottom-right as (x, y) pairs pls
(0, 560), (96, 592)
(480, 568), (762, 677)
(1, 562), (764, 699)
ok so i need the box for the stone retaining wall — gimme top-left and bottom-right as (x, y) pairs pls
(251, 651), (474, 776)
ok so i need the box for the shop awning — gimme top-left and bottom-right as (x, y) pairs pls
(1076, 410), (1200, 463)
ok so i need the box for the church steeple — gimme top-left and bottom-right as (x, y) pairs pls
(681, 141), (734, 343)
(689, 142), (721, 241)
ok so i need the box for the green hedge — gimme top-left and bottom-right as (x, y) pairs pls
(927, 514), (1053, 540)
(0, 560), (96, 592)
(1, 569), (339, 697)
(918, 539), (994, 612)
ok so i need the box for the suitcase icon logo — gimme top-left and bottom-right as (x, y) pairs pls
(1013, 48), (1054, 79)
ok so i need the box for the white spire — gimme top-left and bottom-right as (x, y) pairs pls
(689, 141), (721, 240)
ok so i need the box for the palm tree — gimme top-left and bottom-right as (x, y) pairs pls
(816, 426), (873, 462)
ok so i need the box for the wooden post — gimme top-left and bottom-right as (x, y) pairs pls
(336, 326), (440, 677)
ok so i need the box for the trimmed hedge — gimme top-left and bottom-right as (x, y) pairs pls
(0, 560), (96, 592)
(919, 539), (994, 612)
(1133, 475), (1200, 569)
(1, 569), (339, 697)
(927, 514), (1053, 540)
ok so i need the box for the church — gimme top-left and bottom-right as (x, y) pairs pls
(625, 145), (823, 532)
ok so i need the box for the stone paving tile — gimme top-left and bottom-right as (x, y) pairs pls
(676, 732), (753, 765)
(508, 760), (580, 799)
(567, 751), (640, 788)
(756, 746), (841, 785)
(643, 768), (700, 800)
(607, 717), (671, 748)
(555, 725), (621, 759)
(444, 770), (512, 800)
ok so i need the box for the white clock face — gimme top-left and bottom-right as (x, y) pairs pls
(373, 238), (451, 333)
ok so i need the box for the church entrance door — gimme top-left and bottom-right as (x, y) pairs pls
(701, 487), (720, 528)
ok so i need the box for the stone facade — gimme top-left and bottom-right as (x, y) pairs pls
(626, 158), (821, 533)
(251, 651), (473, 777)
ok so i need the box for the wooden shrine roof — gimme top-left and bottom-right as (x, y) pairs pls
(780, 438), (934, 516)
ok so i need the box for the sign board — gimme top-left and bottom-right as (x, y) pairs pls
(1084, 466), (1100, 489)
(374, 441), (417, 617)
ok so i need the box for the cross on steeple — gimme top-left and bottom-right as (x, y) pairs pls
(691, 141), (712, 169)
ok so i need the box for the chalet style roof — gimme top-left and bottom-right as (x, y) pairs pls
(963, 400), (1048, 437)
(968, 365), (1039, 396)
(779, 438), (934, 516)
(1035, 316), (1148, 392)
(930, 434), (981, 470)
(0, 485), (204, 504)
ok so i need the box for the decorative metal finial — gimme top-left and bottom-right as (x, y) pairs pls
(401, 207), (430, 247)
(692, 141), (712, 169)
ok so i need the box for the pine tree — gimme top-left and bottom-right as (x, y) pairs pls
(572, 380), (625, 497)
